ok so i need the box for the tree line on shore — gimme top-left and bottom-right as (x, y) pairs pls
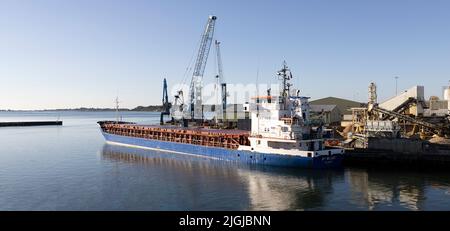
(0, 105), (164, 112)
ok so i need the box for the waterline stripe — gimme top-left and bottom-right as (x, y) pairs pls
(105, 141), (223, 160)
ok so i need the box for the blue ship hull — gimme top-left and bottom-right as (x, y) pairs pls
(101, 131), (343, 169)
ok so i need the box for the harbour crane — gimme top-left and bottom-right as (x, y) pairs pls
(187, 15), (217, 122)
(214, 40), (227, 121)
(160, 78), (171, 125)
(171, 15), (217, 124)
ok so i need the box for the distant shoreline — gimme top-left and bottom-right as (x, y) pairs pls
(0, 105), (164, 112)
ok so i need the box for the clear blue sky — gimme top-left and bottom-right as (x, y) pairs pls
(1, 0), (449, 110)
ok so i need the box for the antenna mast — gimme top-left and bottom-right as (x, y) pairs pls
(277, 61), (293, 109)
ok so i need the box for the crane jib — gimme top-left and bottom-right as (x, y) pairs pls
(189, 16), (217, 119)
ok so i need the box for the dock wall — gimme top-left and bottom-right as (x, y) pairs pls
(344, 137), (450, 168)
(0, 121), (63, 127)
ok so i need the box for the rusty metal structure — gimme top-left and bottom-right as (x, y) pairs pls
(99, 121), (250, 150)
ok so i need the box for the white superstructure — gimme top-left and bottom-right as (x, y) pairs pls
(239, 62), (344, 158)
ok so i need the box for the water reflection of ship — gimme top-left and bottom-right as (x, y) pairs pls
(237, 168), (344, 210)
(100, 144), (345, 210)
(348, 170), (430, 210)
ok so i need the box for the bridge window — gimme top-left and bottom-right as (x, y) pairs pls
(268, 141), (296, 149)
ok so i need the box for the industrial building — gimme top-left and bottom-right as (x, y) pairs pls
(338, 83), (450, 149)
(309, 105), (341, 125)
(310, 97), (364, 125)
(377, 85), (450, 118)
(425, 96), (449, 117)
(311, 97), (364, 115)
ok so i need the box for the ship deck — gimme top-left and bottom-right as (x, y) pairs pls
(98, 121), (250, 149)
(136, 124), (250, 135)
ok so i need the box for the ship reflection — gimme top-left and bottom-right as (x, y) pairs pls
(348, 169), (450, 211)
(100, 144), (345, 211)
(236, 168), (343, 210)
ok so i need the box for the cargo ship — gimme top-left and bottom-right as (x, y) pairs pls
(97, 16), (344, 168)
(98, 62), (344, 169)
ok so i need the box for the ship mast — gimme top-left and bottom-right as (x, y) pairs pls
(276, 61), (293, 110)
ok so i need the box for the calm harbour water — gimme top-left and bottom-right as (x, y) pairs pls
(1, 111), (450, 211)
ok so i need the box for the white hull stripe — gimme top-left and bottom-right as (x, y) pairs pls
(105, 141), (222, 160)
